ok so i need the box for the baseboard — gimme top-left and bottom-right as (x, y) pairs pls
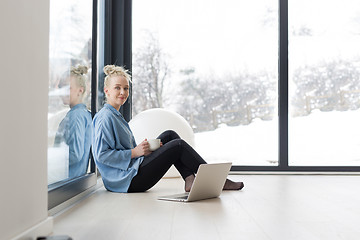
(48, 177), (104, 217)
(11, 216), (53, 240)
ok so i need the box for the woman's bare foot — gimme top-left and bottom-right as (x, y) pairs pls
(185, 174), (195, 192)
(223, 179), (244, 190)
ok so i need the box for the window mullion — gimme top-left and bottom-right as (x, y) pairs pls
(279, 0), (289, 168)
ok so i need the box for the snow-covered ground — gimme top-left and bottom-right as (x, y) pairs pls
(195, 109), (360, 166)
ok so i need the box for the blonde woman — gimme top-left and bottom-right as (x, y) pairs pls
(92, 65), (244, 193)
(54, 65), (92, 178)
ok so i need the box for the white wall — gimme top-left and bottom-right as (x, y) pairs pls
(0, 0), (53, 239)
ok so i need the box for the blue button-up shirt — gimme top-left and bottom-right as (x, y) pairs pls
(92, 104), (144, 192)
(54, 103), (92, 178)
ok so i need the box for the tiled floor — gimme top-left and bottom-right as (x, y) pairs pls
(52, 174), (360, 240)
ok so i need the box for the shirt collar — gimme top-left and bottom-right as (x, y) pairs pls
(71, 103), (86, 110)
(104, 103), (121, 117)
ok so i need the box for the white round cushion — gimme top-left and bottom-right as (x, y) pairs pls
(129, 108), (195, 178)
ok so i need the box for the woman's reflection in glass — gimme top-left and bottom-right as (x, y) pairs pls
(54, 65), (92, 179)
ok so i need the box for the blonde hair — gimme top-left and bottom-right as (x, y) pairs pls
(70, 65), (88, 94)
(103, 65), (131, 88)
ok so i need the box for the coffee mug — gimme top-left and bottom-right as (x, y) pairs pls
(147, 139), (161, 151)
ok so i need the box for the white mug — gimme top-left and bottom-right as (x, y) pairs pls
(147, 139), (161, 151)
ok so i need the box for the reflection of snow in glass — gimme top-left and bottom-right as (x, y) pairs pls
(48, 143), (69, 185)
(49, 0), (92, 59)
(48, 85), (70, 97)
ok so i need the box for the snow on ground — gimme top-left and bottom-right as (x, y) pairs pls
(194, 109), (360, 166)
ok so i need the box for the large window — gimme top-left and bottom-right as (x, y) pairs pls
(132, 0), (360, 171)
(133, 0), (279, 166)
(289, 0), (360, 166)
(48, 0), (97, 209)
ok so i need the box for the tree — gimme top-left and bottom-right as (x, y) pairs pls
(132, 32), (171, 115)
(177, 68), (217, 131)
(291, 58), (360, 116)
(177, 69), (277, 132)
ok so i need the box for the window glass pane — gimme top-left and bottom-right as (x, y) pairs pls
(289, 0), (360, 166)
(133, 0), (278, 165)
(48, 0), (93, 185)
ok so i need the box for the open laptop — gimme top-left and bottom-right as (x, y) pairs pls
(158, 162), (232, 202)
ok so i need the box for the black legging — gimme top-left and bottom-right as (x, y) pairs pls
(128, 130), (207, 192)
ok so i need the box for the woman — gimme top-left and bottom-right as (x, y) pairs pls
(92, 65), (244, 193)
(54, 65), (92, 178)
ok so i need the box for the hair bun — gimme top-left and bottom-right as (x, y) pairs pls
(71, 65), (88, 76)
(103, 65), (129, 76)
(104, 65), (117, 76)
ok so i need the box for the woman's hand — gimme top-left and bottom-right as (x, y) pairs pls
(131, 139), (151, 158)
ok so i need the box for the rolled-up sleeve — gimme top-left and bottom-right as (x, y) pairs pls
(93, 118), (133, 170)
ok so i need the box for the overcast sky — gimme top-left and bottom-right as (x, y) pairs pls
(133, 0), (360, 77)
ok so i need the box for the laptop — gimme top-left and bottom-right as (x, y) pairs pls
(158, 162), (232, 202)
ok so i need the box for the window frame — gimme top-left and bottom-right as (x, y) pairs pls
(98, 0), (132, 117)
